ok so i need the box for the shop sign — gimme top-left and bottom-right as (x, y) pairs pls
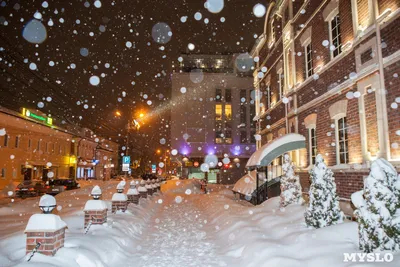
(22, 108), (52, 125)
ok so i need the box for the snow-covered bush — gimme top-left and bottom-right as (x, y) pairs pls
(351, 158), (400, 252)
(304, 154), (344, 228)
(280, 153), (303, 207)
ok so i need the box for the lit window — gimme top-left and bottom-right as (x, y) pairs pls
(305, 43), (313, 78)
(225, 104), (232, 121)
(215, 104), (222, 121)
(278, 73), (284, 101)
(309, 128), (317, 165)
(330, 15), (342, 58)
(266, 86), (271, 109)
(215, 131), (223, 144)
(225, 130), (232, 144)
(336, 117), (349, 164)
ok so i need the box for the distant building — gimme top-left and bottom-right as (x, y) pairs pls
(250, 0), (400, 203)
(170, 54), (256, 184)
(0, 106), (119, 189)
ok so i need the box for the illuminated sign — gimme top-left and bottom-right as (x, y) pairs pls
(22, 108), (53, 125)
(122, 156), (130, 171)
(194, 161), (199, 167)
(151, 164), (156, 173)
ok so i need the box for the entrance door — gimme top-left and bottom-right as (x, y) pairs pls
(23, 168), (32, 181)
(42, 168), (49, 181)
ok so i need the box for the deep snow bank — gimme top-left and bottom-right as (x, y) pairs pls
(0, 180), (161, 267)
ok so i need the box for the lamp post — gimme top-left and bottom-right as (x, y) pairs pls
(115, 110), (143, 176)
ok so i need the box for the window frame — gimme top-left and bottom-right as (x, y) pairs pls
(335, 116), (349, 164)
(305, 42), (313, 78)
(3, 134), (9, 147)
(277, 72), (284, 102)
(308, 127), (317, 165)
(329, 14), (342, 59)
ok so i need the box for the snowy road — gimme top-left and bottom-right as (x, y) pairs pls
(131, 191), (228, 267)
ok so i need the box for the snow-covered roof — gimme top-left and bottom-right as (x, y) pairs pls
(127, 188), (139, 195)
(84, 200), (108, 211)
(112, 193), (127, 201)
(25, 214), (67, 232)
(246, 133), (306, 168)
(232, 171), (266, 195)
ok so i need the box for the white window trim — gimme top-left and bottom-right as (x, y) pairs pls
(304, 40), (313, 78)
(334, 116), (349, 165)
(269, 18), (276, 48)
(308, 127), (317, 166)
(327, 9), (341, 60)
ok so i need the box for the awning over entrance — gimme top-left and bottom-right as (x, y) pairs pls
(246, 133), (306, 168)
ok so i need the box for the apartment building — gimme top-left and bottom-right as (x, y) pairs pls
(170, 54), (256, 184)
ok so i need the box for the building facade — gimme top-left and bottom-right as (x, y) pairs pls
(0, 107), (119, 189)
(170, 54), (256, 184)
(250, 0), (400, 201)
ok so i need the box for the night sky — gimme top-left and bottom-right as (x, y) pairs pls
(0, 0), (265, 150)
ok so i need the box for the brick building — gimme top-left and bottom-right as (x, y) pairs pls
(250, 0), (400, 201)
(0, 106), (119, 189)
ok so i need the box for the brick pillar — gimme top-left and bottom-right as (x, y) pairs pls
(139, 190), (147, 198)
(127, 194), (140, 204)
(111, 201), (128, 213)
(25, 214), (67, 257)
(83, 200), (108, 228)
(111, 193), (128, 213)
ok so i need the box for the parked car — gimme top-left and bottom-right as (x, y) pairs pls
(15, 180), (47, 198)
(47, 179), (80, 195)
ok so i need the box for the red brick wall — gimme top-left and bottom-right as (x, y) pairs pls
(26, 228), (66, 256)
(84, 209), (107, 228)
(111, 200), (128, 213)
(385, 61), (400, 159)
(378, 0), (400, 15)
(381, 15), (400, 58)
(299, 170), (368, 199)
(340, 0), (356, 45)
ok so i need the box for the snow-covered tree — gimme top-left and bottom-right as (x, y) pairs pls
(280, 153), (303, 207)
(351, 158), (400, 252)
(304, 154), (344, 228)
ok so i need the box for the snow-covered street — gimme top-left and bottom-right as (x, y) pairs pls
(0, 179), (399, 267)
(130, 193), (229, 267)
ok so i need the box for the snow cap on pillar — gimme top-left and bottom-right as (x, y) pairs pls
(91, 185), (102, 199)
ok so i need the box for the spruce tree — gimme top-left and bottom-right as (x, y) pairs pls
(280, 153), (303, 207)
(304, 154), (344, 228)
(352, 158), (400, 252)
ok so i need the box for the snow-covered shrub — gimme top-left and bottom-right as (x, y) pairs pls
(304, 154), (344, 228)
(280, 153), (303, 207)
(351, 158), (400, 252)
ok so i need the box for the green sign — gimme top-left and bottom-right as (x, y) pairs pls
(22, 108), (53, 125)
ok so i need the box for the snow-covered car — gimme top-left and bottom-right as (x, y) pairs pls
(46, 179), (80, 195)
(15, 180), (47, 198)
